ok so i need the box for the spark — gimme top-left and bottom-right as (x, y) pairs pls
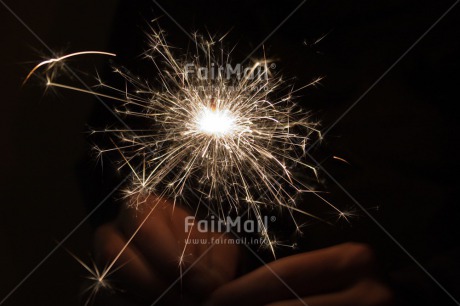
(37, 30), (329, 219)
(196, 106), (236, 136)
(333, 155), (351, 165)
(24, 51), (116, 84)
(65, 249), (121, 306)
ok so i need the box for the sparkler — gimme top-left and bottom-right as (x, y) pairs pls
(27, 27), (346, 303)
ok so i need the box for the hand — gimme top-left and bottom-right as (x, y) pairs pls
(93, 194), (393, 306)
(206, 243), (394, 306)
(93, 195), (242, 305)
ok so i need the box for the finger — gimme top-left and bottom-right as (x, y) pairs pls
(178, 232), (242, 298)
(265, 278), (394, 306)
(117, 196), (185, 276)
(195, 233), (242, 283)
(207, 243), (377, 306)
(94, 222), (182, 304)
(117, 196), (239, 300)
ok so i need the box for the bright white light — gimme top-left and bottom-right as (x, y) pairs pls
(196, 107), (235, 137)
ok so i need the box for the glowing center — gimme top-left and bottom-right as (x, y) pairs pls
(197, 107), (235, 137)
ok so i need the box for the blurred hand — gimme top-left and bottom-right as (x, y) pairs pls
(93, 195), (242, 305)
(206, 242), (394, 306)
(93, 195), (393, 306)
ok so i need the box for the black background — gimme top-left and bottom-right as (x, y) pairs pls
(1, 1), (459, 305)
